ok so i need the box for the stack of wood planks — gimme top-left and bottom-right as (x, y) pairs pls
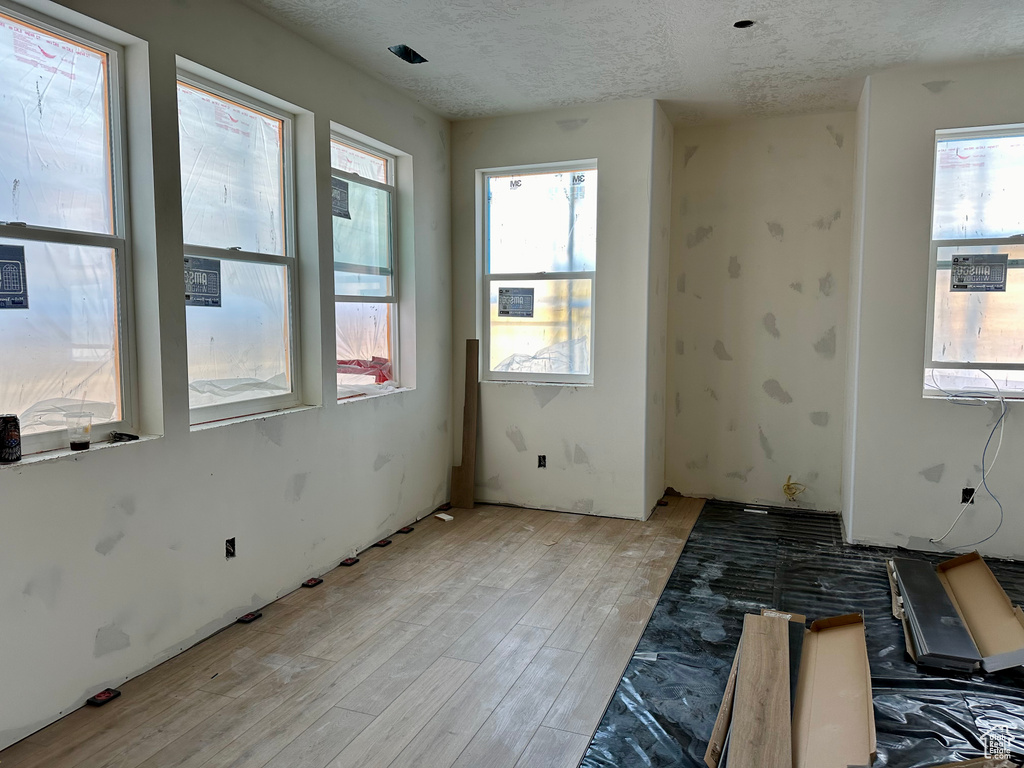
(705, 610), (875, 768)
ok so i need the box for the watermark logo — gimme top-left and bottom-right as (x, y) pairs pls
(983, 724), (1012, 760)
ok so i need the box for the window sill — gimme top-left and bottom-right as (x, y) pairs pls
(190, 404), (320, 432)
(337, 386), (413, 404)
(1, 434), (161, 471)
(481, 380), (594, 388)
(923, 392), (1024, 402)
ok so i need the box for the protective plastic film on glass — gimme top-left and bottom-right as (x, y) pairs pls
(487, 168), (597, 274)
(332, 178), (392, 297)
(186, 259), (292, 409)
(489, 279), (591, 375)
(177, 82), (286, 255)
(0, 12), (114, 235)
(933, 133), (1024, 240)
(330, 141), (388, 184)
(336, 302), (395, 398)
(927, 244), (1024, 396)
(0, 239), (120, 434)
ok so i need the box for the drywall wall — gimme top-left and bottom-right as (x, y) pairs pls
(666, 112), (855, 511)
(0, 0), (451, 750)
(450, 99), (663, 518)
(645, 103), (673, 509)
(846, 58), (1024, 557)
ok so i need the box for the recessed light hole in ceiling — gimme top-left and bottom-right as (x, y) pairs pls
(388, 44), (428, 64)
(733, 19), (756, 29)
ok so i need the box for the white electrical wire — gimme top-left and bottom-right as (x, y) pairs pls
(926, 368), (994, 404)
(930, 369), (1007, 548)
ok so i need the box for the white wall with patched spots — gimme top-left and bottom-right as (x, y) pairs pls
(451, 100), (669, 519)
(846, 58), (1024, 558)
(666, 112), (855, 511)
(0, 0), (452, 750)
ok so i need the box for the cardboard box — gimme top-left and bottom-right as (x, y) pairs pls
(937, 553), (1024, 672)
(703, 611), (878, 768)
(792, 614), (876, 768)
(889, 553), (1024, 673)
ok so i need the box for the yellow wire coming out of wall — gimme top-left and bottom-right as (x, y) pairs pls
(783, 475), (806, 502)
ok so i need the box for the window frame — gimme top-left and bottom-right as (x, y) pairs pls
(175, 72), (301, 425)
(924, 123), (1024, 399)
(0, 1), (137, 454)
(480, 160), (597, 385)
(330, 133), (400, 398)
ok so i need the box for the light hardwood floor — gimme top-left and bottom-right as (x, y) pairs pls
(0, 497), (704, 768)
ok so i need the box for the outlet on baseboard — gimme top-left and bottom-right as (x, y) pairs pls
(961, 488), (975, 504)
(538, 455), (546, 468)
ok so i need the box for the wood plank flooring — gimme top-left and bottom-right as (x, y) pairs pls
(0, 497), (704, 768)
(729, 613), (792, 768)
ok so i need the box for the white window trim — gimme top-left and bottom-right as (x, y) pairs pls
(330, 132), (400, 397)
(0, 1), (137, 454)
(175, 72), (302, 426)
(479, 160), (597, 385)
(923, 123), (1024, 399)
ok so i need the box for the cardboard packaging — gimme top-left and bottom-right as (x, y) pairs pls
(704, 611), (875, 768)
(889, 552), (1024, 673)
(791, 614), (876, 768)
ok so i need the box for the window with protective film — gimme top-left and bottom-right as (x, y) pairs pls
(926, 126), (1024, 398)
(0, 6), (133, 452)
(331, 137), (398, 399)
(177, 78), (298, 422)
(483, 163), (597, 383)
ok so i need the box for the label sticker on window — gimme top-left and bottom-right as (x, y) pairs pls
(184, 256), (222, 307)
(0, 245), (28, 309)
(570, 171), (587, 199)
(332, 177), (351, 220)
(498, 287), (534, 317)
(950, 254), (1008, 292)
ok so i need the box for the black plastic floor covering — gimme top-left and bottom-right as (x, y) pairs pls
(581, 502), (1024, 767)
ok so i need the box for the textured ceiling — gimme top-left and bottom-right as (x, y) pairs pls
(242, 0), (1024, 123)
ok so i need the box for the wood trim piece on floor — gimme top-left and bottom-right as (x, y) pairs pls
(450, 338), (479, 510)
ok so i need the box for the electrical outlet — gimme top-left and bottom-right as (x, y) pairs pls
(225, 537), (236, 558)
(538, 455), (546, 468)
(961, 488), (975, 504)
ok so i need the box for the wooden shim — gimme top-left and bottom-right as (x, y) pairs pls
(729, 614), (791, 768)
(451, 339), (479, 509)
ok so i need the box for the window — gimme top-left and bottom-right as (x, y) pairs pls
(925, 125), (1024, 397)
(331, 136), (398, 399)
(482, 163), (597, 383)
(177, 76), (299, 422)
(0, 5), (134, 452)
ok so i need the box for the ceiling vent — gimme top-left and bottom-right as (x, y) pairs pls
(388, 44), (428, 64)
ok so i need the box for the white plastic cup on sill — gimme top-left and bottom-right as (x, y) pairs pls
(65, 412), (93, 452)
